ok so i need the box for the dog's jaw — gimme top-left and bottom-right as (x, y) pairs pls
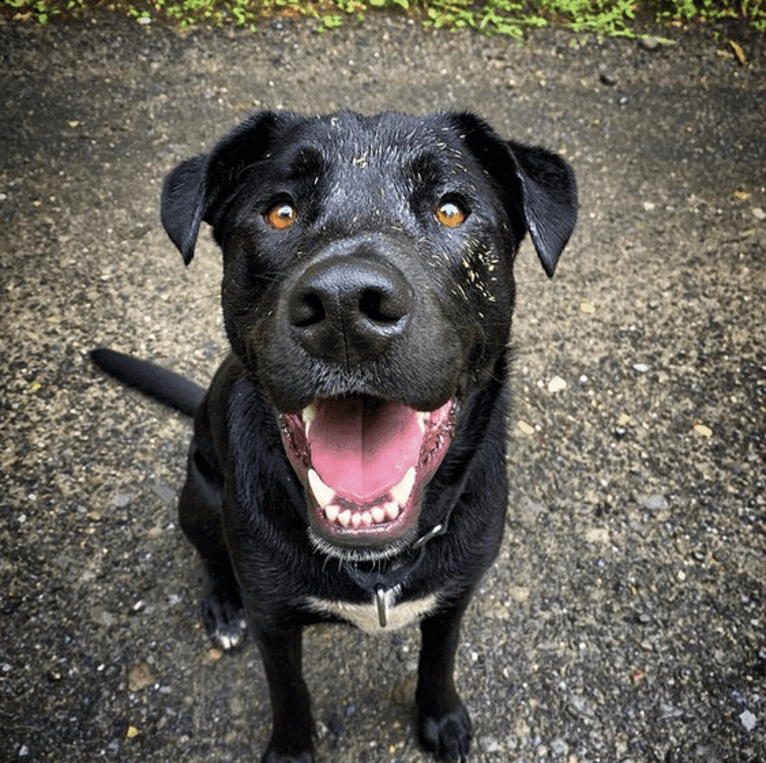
(279, 396), (455, 556)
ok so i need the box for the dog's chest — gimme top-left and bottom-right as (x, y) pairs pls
(306, 589), (438, 634)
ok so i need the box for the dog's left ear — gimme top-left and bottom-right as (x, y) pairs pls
(451, 113), (577, 277)
(161, 111), (291, 265)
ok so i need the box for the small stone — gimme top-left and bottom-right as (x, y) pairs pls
(111, 493), (133, 508)
(567, 694), (595, 718)
(547, 375), (567, 393)
(638, 494), (669, 511)
(632, 363), (650, 373)
(752, 207), (765, 221)
(479, 735), (501, 753)
(127, 662), (154, 692)
(550, 738), (569, 756)
(659, 701), (683, 719)
(639, 36), (660, 50)
(739, 709), (757, 731)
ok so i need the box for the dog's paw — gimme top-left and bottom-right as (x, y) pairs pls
(201, 589), (246, 650)
(418, 701), (472, 762)
(200, 561), (247, 650)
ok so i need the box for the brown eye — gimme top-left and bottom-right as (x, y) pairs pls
(265, 202), (297, 230)
(435, 200), (467, 228)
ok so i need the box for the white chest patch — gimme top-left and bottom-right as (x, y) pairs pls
(306, 589), (439, 634)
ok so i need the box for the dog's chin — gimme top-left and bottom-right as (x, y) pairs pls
(307, 529), (415, 564)
(279, 394), (456, 556)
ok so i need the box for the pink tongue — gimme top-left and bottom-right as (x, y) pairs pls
(309, 398), (423, 502)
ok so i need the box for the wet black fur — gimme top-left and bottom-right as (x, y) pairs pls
(93, 110), (576, 763)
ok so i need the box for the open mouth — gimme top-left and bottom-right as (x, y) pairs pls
(279, 396), (455, 552)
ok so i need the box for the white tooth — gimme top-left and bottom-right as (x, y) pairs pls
(308, 468), (336, 508)
(302, 402), (318, 438)
(390, 467), (416, 506)
(338, 510), (352, 528)
(384, 501), (401, 521)
(324, 504), (340, 523)
(361, 511), (373, 526)
(416, 411), (429, 433)
(351, 513), (363, 529)
(371, 506), (386, 524)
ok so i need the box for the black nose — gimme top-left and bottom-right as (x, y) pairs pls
(288, 255), (412, 364)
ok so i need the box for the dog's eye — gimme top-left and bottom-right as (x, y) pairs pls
(265, 202), (297, 231)
(435, 200), (467, 228)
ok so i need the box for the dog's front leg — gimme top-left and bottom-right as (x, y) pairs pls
(249, 614), (314, 763)
(416, 598), (472, 762)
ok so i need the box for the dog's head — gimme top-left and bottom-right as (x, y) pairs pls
(162, 111), (576, 560)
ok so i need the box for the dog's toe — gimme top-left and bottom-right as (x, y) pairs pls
(418, 701), (472, 762)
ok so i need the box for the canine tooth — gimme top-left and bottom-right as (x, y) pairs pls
(308, 468), (336, 508)
(338, 510), (352, 528)
(416, 411), (429, 433)
(384, 502), (401, 521)
(390, 467), (416, 506)
(302, 402), (318, 437)
(371, 506), (386, 524)
(324, 504), (340, 523)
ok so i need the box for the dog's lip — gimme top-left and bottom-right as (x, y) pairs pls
(279, 396), (455, 548)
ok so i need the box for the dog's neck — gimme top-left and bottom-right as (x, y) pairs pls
(343, 519), (448, 627)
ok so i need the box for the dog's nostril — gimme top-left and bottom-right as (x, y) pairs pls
(291, 292), (326, 328)
(359, 289), (406, 325)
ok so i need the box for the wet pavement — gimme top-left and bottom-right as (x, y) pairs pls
(1, 12), (765, 763)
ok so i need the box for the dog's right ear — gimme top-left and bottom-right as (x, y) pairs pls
(161, 155), (208, 265)
(160, 111), (289, 265)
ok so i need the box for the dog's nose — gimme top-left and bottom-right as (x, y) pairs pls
(288, 255), (412, 363)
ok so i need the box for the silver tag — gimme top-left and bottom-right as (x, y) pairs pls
(375, 586), (389, 628)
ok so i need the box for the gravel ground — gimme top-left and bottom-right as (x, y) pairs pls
(1, 12), (764, 763)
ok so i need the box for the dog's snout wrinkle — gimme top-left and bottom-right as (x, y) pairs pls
(288, 255), (411, 363)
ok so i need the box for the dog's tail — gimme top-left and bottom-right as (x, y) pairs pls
(90, 348), (205, 416)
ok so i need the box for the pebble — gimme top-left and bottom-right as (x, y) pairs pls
(739, 709), (757, 731)
(638, 494), (669, 511)
(547, 375), (567, 393)
(127, 662), (154, 692)
(658, 701), (683, 719)
(567, 694), (596, 719)
(479, 735), (501, 753)
(550, 737), (569, 756)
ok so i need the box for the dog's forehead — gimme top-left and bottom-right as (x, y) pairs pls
(285, 112), (468, 176)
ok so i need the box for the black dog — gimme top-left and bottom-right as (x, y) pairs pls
(93, 110), (576, 763)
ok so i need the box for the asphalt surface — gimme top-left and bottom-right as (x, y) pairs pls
(1, 12), (765, 763)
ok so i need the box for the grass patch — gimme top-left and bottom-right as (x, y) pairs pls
(3, 0), (764, 37)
